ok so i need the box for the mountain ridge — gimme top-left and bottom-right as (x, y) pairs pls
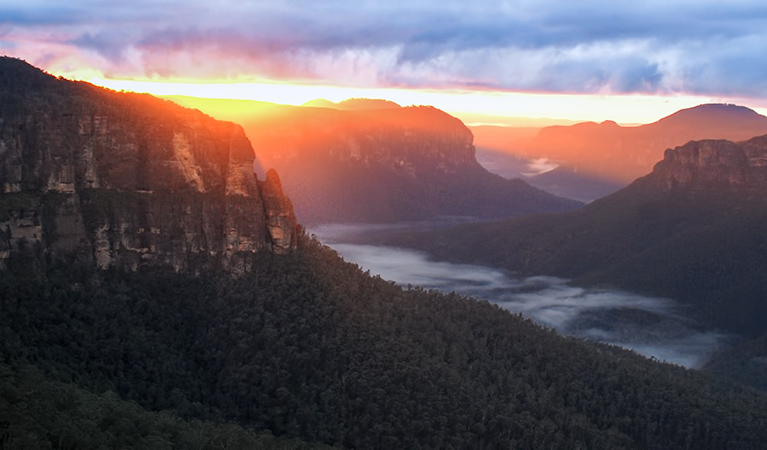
(471, 103), (767, 202)
(531, 103), (767, 183)
(302, 97), (402, 110)
(653, 103), (767, 130)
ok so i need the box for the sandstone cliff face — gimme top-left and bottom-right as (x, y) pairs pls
(255, 105), (476, 178)
(0, 58), (299, 272)
(241, 103), (580, 225)
(259, 169), (299, 255)
(653, 135), (767, 192)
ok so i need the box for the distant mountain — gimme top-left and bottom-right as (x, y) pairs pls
(470, 104), (767, 201)
(242, 104), (582, 225)
(471, 124), (547, 153)
(461, 114), (577, 127)
(655, 103), (767, 136)
(472, 123), (629, 202)
(0, 57), (300, 272)
(303, 97), (401, 110)
(525, 166), (626, 203)
(389, 134), (767, 337)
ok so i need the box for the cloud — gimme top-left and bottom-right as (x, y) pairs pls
(3, 1), (767, 97)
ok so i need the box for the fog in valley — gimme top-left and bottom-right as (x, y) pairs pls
(312, 223), (730, 369)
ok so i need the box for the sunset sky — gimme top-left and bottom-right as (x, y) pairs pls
(3, 0), (767, 124)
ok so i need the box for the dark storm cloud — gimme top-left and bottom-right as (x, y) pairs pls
(3, 1), (767, 96)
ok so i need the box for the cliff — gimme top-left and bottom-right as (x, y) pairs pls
(255, 105), (476, 175)
(0, 57), (300, 272)
(237, 103), (582, 224)
(652, 135), (767, 192)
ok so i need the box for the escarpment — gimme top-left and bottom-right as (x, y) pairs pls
(245, 104), (582, 224)
(0, 57), (300, 272)
(652, 135), (767, 192)
(255, 105), (477, 176)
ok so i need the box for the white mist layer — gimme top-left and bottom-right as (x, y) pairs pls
(524, 158), (558, 176)
(313, 224), (728, 369)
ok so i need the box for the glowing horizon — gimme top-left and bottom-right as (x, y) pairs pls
(72, 75), (767, 127)
(6, 1), (767, 127)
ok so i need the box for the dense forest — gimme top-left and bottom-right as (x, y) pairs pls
(3, 236), (767, 449)
(0, 361), (334, 449)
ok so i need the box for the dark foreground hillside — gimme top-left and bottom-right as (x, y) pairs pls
(0, 362), (333, 449)
(2, 238), (767, 449)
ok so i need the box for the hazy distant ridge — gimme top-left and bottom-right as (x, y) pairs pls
(471, 104), (767, 202)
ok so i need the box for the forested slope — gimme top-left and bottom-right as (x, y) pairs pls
(2, 238), (767, 449)
(0, 361), (333, 449)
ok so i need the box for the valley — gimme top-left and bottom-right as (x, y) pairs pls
(3, 57), (767, 449)
(312, 223), (730, 369)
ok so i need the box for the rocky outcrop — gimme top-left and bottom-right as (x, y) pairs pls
(0, 57), (300, 272)
(653, 135), (767, 191)
(259, 169), (299, 255)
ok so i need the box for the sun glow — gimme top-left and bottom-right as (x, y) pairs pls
(79, 75), (767, 126)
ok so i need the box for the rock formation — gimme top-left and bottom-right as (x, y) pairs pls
(259, 169), (300, 255)
(241, 103), (582, 224)
(653, 135), (767, 191)
(0, 57), (300, 272)
(256, 105), (476, 175)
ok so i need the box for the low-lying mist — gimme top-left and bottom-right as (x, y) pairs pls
(313, 223), (729, 369)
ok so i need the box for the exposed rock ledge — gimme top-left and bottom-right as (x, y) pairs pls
(0, 57), (300, 273)
(653, 135), (767, 191)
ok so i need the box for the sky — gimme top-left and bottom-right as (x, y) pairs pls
(2, 0), (767, 124)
